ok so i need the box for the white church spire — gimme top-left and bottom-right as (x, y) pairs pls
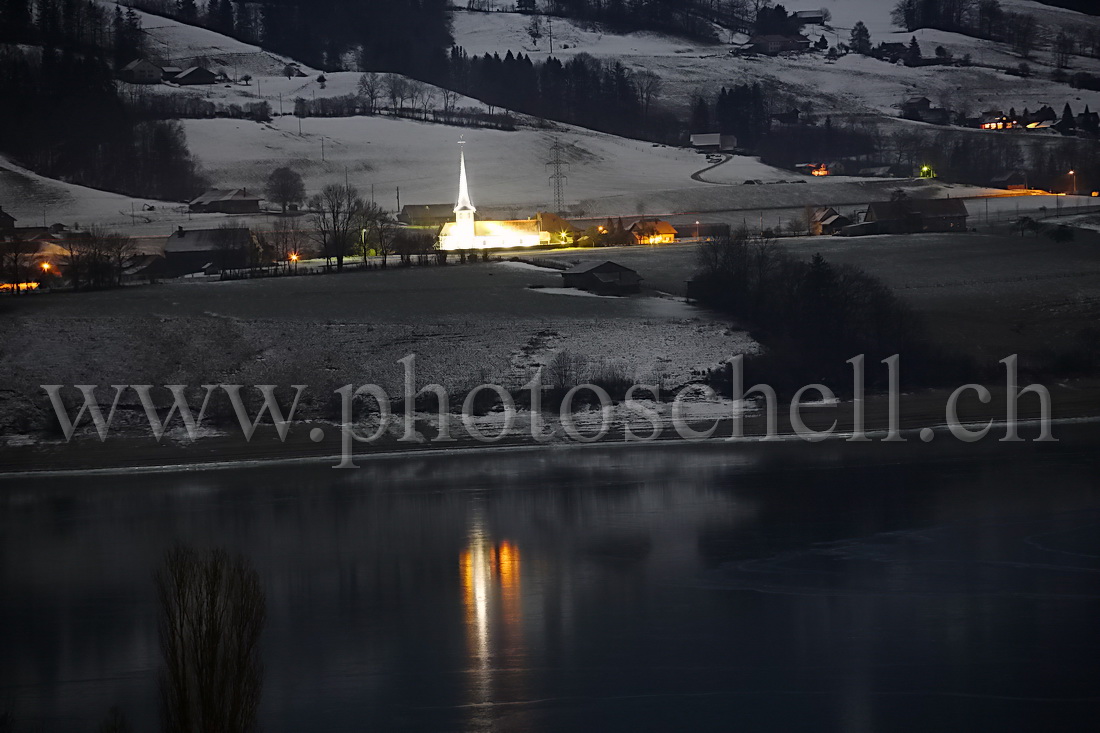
(455, 142), (475, 214)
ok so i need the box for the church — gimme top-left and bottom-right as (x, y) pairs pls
(438, 144), (549, 251)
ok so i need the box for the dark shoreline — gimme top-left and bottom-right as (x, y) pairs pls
(4, 381), (1099, 477)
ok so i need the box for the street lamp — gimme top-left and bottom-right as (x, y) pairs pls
(695, 220), (700, 239)
(1069, 169), (1077, 194)
(289, 252), (299, 273)
(40, 262), (51, 273)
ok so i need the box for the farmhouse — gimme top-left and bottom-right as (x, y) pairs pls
(748, 34), (811, 55)
(849, 198), (969, 234)
(164, 226), (253, 277)
(561, 261), (642, 296)
(119, 59), (164, 84)
(173, 66), (218, 85)
(188, 188), (261, 214)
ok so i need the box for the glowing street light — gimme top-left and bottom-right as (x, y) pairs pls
(40, 262), (51, 272)
(1069, 169), (1077, 194)
(289, 252), (299, 273)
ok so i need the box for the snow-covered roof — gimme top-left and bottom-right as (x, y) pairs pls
(166, 227), (250, 253)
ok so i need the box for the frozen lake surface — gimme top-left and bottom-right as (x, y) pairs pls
(2, 428), (1099, 731)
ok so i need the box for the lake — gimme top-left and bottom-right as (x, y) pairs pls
(2, 428), (1099, 731)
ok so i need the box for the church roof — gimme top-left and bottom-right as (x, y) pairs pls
(440, 220), (541, 237)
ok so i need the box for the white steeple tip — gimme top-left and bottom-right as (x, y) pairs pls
(455, 144), (475, 214)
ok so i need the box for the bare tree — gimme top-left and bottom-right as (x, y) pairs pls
(0, 235), (38, 295)
(357, 72), (382, 114)
(103, 230), (136, 287)
(635, 70), (663, 121)
(384, 74), (409, 114)
(156, 546), (266, 733)
(440, 87), (460, 122)
(309, 184), (363, 271)
(269, 217), (305, 269)
(358, 202), (398, 268)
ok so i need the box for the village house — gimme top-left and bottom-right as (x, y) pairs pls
(792, 9), (827, 26)
(173, 66), (219, 86)
(900, 96), (950, 125)
(979, 110), (1019, 130)
(119, 59), (164, 84)
(810, 207), (853, 235)
(188, 188), (262, 214)
(161, 66), (184, 81)
(399, 204), (458, 226)
(535, 212), (581, 244)
(561, 261), (642, 296)
(991, 171), (1029, 190)
(0, 206), (15, 232)
(163, 226), (253, 277)
(689, 133), (738, 152)
(748, 34), (811, 56)
(629, 219), (678, 245)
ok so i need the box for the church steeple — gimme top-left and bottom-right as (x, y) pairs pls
(455, 144), (475, 214)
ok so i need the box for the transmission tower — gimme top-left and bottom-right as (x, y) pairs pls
(547, 140), (569, 216)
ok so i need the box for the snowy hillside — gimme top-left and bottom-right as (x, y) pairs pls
(180, 115), (791, 213)
(450, 2), (1100, 120)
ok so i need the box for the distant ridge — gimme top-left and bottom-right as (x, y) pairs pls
(1033, 0), (1099, 15)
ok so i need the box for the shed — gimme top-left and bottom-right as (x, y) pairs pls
(561, 261), (642, 295)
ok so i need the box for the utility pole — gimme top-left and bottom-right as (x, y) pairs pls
(396, 187), (401, 212)
(547, 140), (568, 215)
(321, 137), (325, 162)
(547, 12), (554, 55)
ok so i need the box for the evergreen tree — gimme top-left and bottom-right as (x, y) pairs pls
(177, 0), (197, 22)
(905, 35), (922, 65)
(849, 21), (872, 55)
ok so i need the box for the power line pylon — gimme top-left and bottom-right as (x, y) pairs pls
(547, 140), (569, 216)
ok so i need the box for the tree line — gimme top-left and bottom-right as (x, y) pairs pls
(0, 0), (208, 201)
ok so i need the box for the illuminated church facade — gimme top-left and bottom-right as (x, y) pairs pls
(439, 145), (550, 251)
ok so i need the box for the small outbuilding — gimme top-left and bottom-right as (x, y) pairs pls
(561, 261), (642, 295)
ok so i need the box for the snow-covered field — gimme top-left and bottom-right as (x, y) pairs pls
(0, 260), (757, 436)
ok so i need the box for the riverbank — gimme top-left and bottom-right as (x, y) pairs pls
(4, 380), (1098, 476)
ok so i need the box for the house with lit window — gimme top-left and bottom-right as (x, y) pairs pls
(629, 219), (678, 245)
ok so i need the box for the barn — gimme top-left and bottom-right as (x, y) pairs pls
(561, 261), (642, 296)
